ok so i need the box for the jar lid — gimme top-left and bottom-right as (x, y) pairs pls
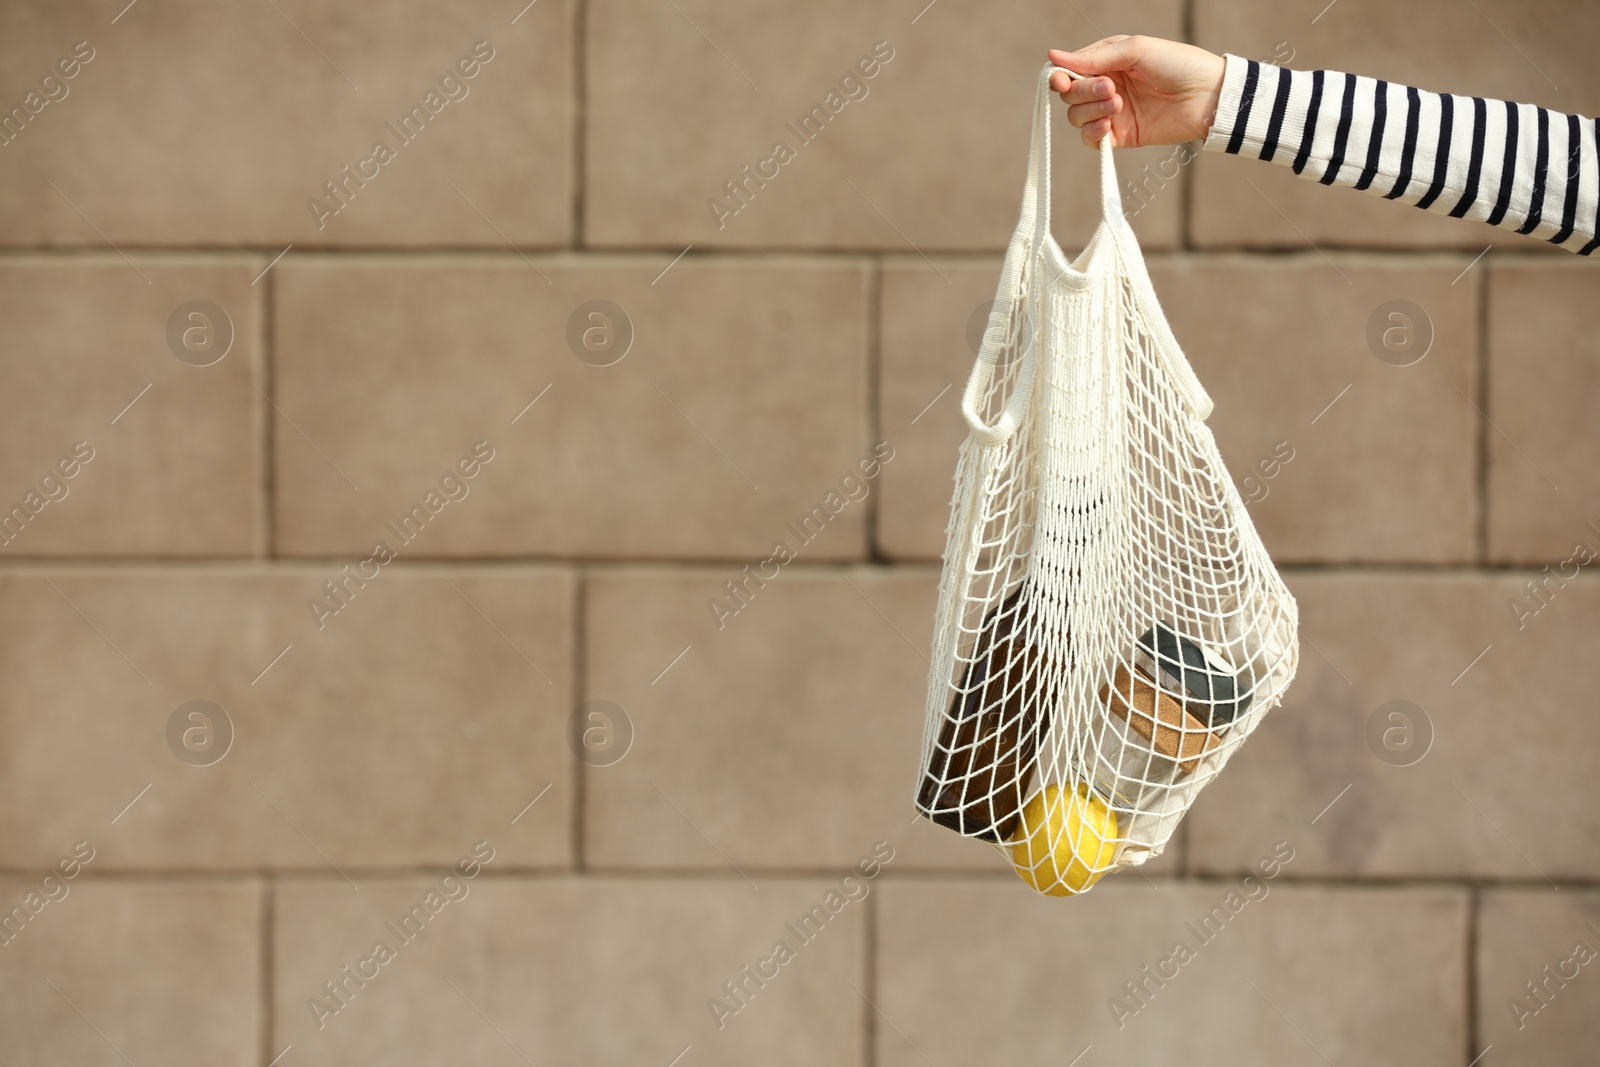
(1134, 623), (1252, 726)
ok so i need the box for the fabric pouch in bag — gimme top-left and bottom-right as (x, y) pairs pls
(914, 64), (1299, 896)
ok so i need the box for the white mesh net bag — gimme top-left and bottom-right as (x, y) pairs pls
(914, 65), (1299, 896)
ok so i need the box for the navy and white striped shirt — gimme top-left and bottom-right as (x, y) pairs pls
(1204, 54), (1598, 254)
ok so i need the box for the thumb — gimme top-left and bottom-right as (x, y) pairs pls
(1047, 37), (1139, 77)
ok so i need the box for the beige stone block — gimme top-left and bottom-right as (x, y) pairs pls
(583, 566), (957, 870)
(272, 259), (871, 559)
(273, 877), (865, 1065)
(1188, 572), (1600, 880)
(0, 570), (574, 870)
(585, 0), (1184, 250)
(1155, 257), (1479, 563)
(0, 261), (260, 556)
(0, 1), (571, 246)
(1478, 888), (1600, 1066)
(879, 257), (1481, 563)
(877, 880), (1466, 1066)
(1485, 262), (1600, 563)
(0, 880), (260, 1066)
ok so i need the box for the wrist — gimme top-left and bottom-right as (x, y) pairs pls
(1195, 52), (1226, 138)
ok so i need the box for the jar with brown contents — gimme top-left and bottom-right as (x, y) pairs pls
(916, 586), (1047, 842)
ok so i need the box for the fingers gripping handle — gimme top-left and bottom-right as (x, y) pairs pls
(961, 65), (1125, 446)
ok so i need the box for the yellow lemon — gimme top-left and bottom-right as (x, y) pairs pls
(1008, 784), (1119, 896)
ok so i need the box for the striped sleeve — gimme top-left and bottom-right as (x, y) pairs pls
(1204, 54), (1599, 255)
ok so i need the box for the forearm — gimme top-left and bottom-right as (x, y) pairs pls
(1203, 54), (1599, 254)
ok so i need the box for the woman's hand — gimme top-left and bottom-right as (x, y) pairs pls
(1046, 37), (1226, 148)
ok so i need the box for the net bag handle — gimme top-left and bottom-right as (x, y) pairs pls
(961, 65), (1117, 445)
(1022, 65), (1125, 240)
(962, 64), (1212, 443)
